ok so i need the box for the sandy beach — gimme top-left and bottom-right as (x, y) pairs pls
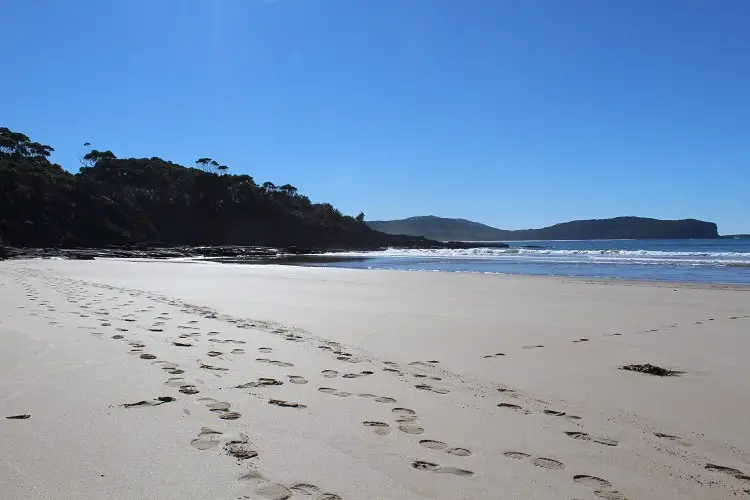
(2, 259), (749, 499)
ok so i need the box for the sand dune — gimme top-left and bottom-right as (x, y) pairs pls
(1, 259), (749, 499)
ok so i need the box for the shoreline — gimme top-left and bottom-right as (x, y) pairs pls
(288, 261), (750, 291)
(2, 259), (750, 499)
(8, 253), (750, 290)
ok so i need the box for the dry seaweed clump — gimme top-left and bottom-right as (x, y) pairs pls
(620, 363), (683, 376)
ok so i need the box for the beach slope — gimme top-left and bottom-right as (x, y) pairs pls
(2, 260), (749, 499)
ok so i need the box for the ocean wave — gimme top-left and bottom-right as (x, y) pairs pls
(323, 247), (750, 267)
(327, 247), (750, 259)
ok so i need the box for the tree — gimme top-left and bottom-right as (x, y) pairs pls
(279, 184), (298, 197)
(0, 127), (54, 158)
(82, 150), (117, 167)
(2, 126), (433, 250)
(356, 211), (365, 223)
(196, 157), (229, 174)
(195, 157), (213, 171)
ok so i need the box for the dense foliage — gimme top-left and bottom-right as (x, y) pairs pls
(0, 127), (429, 249)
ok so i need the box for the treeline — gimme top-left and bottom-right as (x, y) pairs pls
(0, 127), (430, 250)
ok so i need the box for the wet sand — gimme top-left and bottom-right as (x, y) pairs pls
(2, 259), (749, 499)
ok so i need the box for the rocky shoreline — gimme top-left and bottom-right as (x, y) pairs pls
(0, 241), (509, 263)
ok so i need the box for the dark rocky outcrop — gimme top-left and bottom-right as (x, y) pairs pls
(1, 127), (501, 254)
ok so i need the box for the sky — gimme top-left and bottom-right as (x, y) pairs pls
(2, 0), (749, 234)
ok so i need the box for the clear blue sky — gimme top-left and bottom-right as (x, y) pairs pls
(2, 0), (748, 233)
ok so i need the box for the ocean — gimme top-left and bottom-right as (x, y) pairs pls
(317, 239), (750, 285)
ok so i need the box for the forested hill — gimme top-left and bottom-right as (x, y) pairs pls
(369, 216), (719, 241)
(0, 127), (436, 250)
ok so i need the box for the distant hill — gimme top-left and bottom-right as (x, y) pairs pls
(368, 216), (719, 241)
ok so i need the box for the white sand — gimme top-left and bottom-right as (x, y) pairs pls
(1, 259), (749, 499)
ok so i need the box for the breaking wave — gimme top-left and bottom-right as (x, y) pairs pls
(325, 247), (750, 267)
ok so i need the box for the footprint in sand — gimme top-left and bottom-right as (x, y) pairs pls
(654, 432), (682, 441)
(318, 387), (351, 397)
(393, 407), (418, 422)
(544, 408), (565, 416)
(573, 475), (626, 499)
(179, 385), (200, 395)
(231, 348), (245, 354)
(256, 483), (292, 500)
(287, 375), (308, 384)
(483, 352), (506, 359)
(200, 363), (228, 371)
(399, 424), (424, 435)
(504, 451), (530, 459)
(564, 431), (618, 446)
(206, 351), (223, 357)
(415, 384), (449, 394)
(321, 370), (338, 378)
(336, 355), (361, 363)
(206, 401), (230, 412)
(375, 396), (397, 404)
(419, 440), (471, 456)
(592, 490), (627, 500)
(545, 409), (581, 420)
(497, 403), (531, 415)
(237, 378), (283, 388)
(172, 341), (193, 347)
(268, 399), (306, 409)
(363, 421), (391, 435)
(572, 338), (590, 343)
(289, 484), (318, 496)
(140, 353), (157, 360)
(705, 463), (750, 481)
(258, 347), (273, 353)
(201, 401), (241, 419)
(288, 484), (341, 500)
(165, 377), (185, 387)
(256, 358), (294, 368)
(411, 460), (474, 477)
(420, 440), (447, 450)
(383, 367), (404, 376)
(123, 396), (176, 408)
(532, 457), (565, 470)
(574, 475), (613, 489)
(191, 427), (251, 453)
